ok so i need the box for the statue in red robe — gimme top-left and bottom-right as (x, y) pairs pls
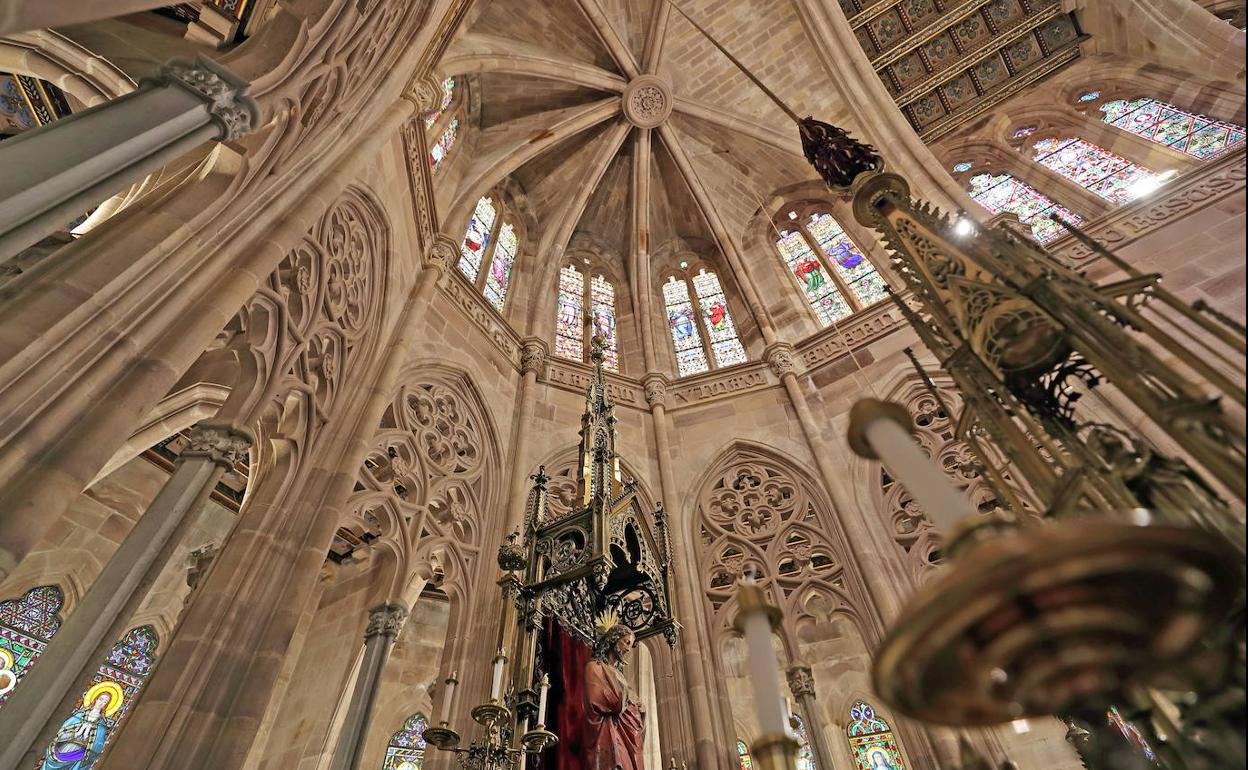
(584, 622), (646, 770)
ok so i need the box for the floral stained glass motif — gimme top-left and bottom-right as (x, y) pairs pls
(483, 222), (517, 311)
(1101, 98), (1246, 159)
(429, 118), (458, 173)
(806, 213), (888, 307)
(458, 197), (497, 283)
(384, 712), (429, 770)
(791, 713), (816, 770)
(663, 276), (709, 377)
(590, 274), (620, 373)
(0, 585), (64, 707)
(424, 77), (455, 128)
(776, 229), (850, 326)
(737, 740), (754, 770)
(555, 265), (585, 363)
(1032, 137), (1157, 204)
(847, 700), (906, 770)
(42, 625), (159, 770)
(691, 270), (746, 369)
(968, 172), (1083, 243)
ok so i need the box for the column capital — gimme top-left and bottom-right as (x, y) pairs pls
(364, 601), (409, 640)
(520, 338), (549, 376)
(764, 342), (799, 379)
(641, 372), (669, 408)
(183, 424), (252, 469)
(146, 56), (260, 142)
(403, 73), (448, 115)
(425, 233), (459, 277)
(786, 664), (816, 699)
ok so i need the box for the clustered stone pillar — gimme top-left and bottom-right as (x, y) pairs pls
(0, 55), (259, 260)
(786, 664), (837, 770)
(0, 423), (251, 769)
(329, 601), (409, 770)
(506, 339), (548, 528)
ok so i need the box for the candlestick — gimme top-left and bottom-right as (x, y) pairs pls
(490, 649), (507, 702)
(734, 577), (788, 737)
(439, 670), (458, 724)
(536, 673), (551, 726)
(848, 399), (972, 534)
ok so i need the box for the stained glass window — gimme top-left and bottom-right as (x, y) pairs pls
(690, 269), (746, 369)
(429, 118), (459, 173)
(1101, 98), (1246, 160)
(776, 229), (850, 326)
(459, 197), (497, 283)
(556, 265), (585, 363)
(790, 713), (816, 770)
(42, 625), (159, 769)
(1012, 126), (1037, 140)
(590, 274), (620, 372)
(952, 161), (974, 173)
(806, 214), (888, 307)
(1108, 706), (1157, 762)
(483, 222), (517, 311)
(663, 276), (709, 377)
(1032, 137), (1157, 204)
(737, 740), (754, 770)
(1078, 91), (1101, 103)
(968, 172), (1083, 243)
(425, 77), (455, 128)
(384, 712), (428, 770)
(847, 700), (907, 770)
(0, 585), (63, 707)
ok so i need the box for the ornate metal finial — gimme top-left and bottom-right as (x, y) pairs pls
(589, 333), (608, 378)
(799, 116), (885, 190)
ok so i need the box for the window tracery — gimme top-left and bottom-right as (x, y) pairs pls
(774, 207), (887, 327)
(383, 712), (428, 770)
(0, 585), (64, 707)
(457, 196), (521, 311)
(662, 265), (746, 378)
(1030, 137), (1157, 204)
(737, 739), (754, 770)
(554, 263), (620, 372)
(967, 172), (1083, 243)
(1099, 98), (1245, 159)
(846, 700), (906, 770)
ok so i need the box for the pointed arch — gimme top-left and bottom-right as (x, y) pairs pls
(382, 711), (428, 769)
(845, 700), (907, 770)
(0, 584), (64, 707)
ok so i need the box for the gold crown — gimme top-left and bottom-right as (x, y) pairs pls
(594, 608), (622, 635)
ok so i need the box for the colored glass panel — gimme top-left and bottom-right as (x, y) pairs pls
(691, 270), (746, 369)
(384, 712), (428, 770)
(1078, 91), (1101, 103)
(424, 77), (455, 128)
(1032, 137), (1157, 204)
(968, 172), (1083, 243)
(458, 197), (496, 282)
(663, 277), (708, 377)
(484, 222), (517, 311)
(806, 213), (888, 307)
(952, 161), (974, 173)
(1101, 98), (1246, 159)
(737, 740), (754, 770)
(42, 626), (159, 770)
(1108, 707), (1157, 762)
(847, 701), (907, 770)
(555, 265), (585, 363)
(590, 274), (620, 373)
(776, 229), (850, 326)
(429, 118), (458, 173)
(791, 713), (816, 770)
(0, 585), (63, 707)
(1012, 126), (1037, 140)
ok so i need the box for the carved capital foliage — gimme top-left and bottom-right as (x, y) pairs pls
(521, 338), (548, 376)
(765, 343), (798, 379)
(183, 425), (252, 468)
(364, 601), (408, 639)
(641, 373), (668, 408)
(786, 664), (816, 698)
(406, 73), (446, 115)
(151, 56), (260, 142)
(425, 234), (458, 275)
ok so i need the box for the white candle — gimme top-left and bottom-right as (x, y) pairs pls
(537, 673), (551, 726)
(439, 671), (458, 723)
(864, 415), (972, 534)
(742, 608), (788, 735)
(490, 651), (506, 701)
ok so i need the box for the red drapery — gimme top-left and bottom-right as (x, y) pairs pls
(541, 619), (592, 770)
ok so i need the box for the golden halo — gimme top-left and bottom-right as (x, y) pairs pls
(82, 680), (125, 716)
(0, 648), (13, 670)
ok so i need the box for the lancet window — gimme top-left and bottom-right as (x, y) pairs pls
(425, 77), (455, 128)
(0, 585), (64, 707)
(737, 740), (754, 770)
(555, 263), (620, 372)
(426, 77), (460, 173)
(42, 625), (159, 768)
(662, 265), (746, 378)
(1029, 137), (1158, 204)
(383, 712), (428, 770)
(430, 119), (459, 173)
(790, 713), (817, 770)
(846, 700), (906, 770)
(774, 207), (887, 327)
(1099, 98), (1245, 159)
(967, 172), (1083, 243)
(458, 196), (521, 311)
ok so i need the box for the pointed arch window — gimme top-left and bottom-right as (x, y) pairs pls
(1100, 98), (1245, 160)
(1031, 137), (1158, 204)
(426, 77), (460, 173)
(430, 119), (459, 173)
(458, 196), (521, 311)
(425, 77), (455, 128)
(42, 625), (158, 768)
(790, 712), (816, 770)
(0, 585), (64, 707)
(555, 264), (620, 372)
(384, 712), (429, 770)
(775, 209), (887, 327)
(737, 740), (754, 770)
(846, 700), (906, 770)
(663, 267), (746, 378)
(968, 172), (1083, 243)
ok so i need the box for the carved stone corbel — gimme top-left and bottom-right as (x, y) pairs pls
(182, 424), (252, 469)
(364, 601), (409, 640)
(764, 342), (799, 379)
(520, 338), (549, 377)
(642, 372), (669, 409)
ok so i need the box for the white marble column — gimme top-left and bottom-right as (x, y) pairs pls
(0, 55), (259, 260)
(0, 423), (250, 769)
(329, 601), (409, 770)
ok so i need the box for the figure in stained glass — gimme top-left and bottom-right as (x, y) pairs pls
(383, 712), (428, 770)
(1031, 137), (1156, 204)
(556, 265), (586, 362)
(458, 197), (497, 283)
(776, 210), (886, 324)
(662, 276), (709, 376)
(484, 222), (517, 310)
(669, 308), (695, 340)
(794, 258), (825, 291)
(968, 172), (1083, 243)
(847, 701), (907, 770)
(429, 119), (459, 173)
(0, 585), (64, 708)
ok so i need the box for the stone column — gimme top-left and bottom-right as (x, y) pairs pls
(0, 55), (259, 261)
(786, 665), (837, 770)
(329, 601), (409, 770)
(0, 1), (174, 35)
(505, 339), (548, 529)
(0, 423), (250, 769)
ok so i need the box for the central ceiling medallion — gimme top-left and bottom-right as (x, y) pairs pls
(623, 75), (673, 129)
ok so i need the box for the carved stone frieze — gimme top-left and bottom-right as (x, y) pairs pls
(797, 302), (908, 371)
(545, 360), (641, 406)
(183, 425), (252, 468)
(669, 365), (770, 405)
